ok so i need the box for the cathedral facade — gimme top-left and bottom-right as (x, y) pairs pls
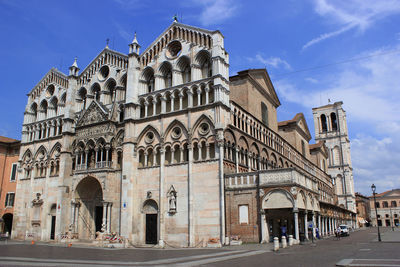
(12, 22), (355, 247)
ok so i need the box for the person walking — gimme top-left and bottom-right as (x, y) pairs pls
(335, 226), (341, 240)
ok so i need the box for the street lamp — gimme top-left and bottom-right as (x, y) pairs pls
(371, 184), (382, 242)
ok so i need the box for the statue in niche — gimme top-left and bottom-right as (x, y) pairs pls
(167, 185), (177, 214)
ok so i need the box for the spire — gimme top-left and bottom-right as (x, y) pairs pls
(132, 32), (138, 44)
(129, 32), (140, 55)
(69, 57), (79, 76)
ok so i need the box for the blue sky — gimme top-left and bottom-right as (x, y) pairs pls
(0, 0), (399, 196)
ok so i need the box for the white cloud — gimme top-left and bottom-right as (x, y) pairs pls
(113, 22), (132, 42)
(304, 0), (400, 49)
(248, 54), (292, 70)
(275, 45), (400, 195)
(194, 0), (238, 26)
(305, 77), (318, 84)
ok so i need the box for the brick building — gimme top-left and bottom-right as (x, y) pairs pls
(355, 192), (370, 227)
(12, 21), (355, 247)
(0, 136), (20, 235)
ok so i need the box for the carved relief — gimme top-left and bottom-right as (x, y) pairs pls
(76, 101), (108, 127)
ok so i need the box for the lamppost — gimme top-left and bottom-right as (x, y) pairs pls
(371, 184), (381, 242)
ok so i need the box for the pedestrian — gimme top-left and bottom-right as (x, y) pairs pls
(336, 226), (341, 240)
(280, 224), (287, 238)
(316, 227), (320, 239)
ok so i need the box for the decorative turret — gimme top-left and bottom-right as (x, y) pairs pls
(69, 57), (79, 76)
(129, 32), (140, 55)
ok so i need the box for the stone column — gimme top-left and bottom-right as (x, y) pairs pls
(235, 147), (239, 173)
(197, 88), (202, 106)
(170, 95), (175, 111)
(304, 211), (308, 240)
(188, 144), (194, 246)
(107, 203), (112, 233)
(205, 144), (210, 160)
(217, 139), (226, 245)
(152, 99), (157, 115)
(188, 91), (193, 108)
(312, 212), (316, 238)
(101, 202), (107, 232)
(318, 214), (321, 237)
(74, 202), (80, 233)
(261, 211), (268, 243)
(70, 201), (75, 230)
(294, 208), (299, 241)
(179, 93), (183, 110)
(161, 96), (167, 114)
(205, 87), (210, 104)
(159, 148), (165, 246)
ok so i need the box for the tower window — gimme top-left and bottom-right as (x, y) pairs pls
(331, 112), (337, 131)
(320, 114), (327, 132)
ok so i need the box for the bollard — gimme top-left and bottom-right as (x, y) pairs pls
(288, 235), (293, 246)
(273, 237), (279, 251)
(282, 236), (287, 248)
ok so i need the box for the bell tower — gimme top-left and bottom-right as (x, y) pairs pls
(312, 101), (356, 213)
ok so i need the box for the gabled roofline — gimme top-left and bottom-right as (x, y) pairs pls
(28, 68), (69, 96)
(278, 113), (312, 141)
(230, 68), (281, 107)
(78, 47), (128, 78)
(140, 21), (220, 56)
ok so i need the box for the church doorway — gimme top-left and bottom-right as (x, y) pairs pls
(143, 199), (158, 244)
(95, 206), (103, 233)
(49, 204), (56, 240)
(2, 213), (13, 235)
(75, 176), (103, 240)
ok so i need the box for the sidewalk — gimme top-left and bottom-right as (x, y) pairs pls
(373, 227), (400, 242)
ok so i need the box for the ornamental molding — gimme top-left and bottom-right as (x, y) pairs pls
(76, 101), (109, 128)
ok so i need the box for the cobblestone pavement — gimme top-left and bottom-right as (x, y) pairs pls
(0, 228), (399, 266)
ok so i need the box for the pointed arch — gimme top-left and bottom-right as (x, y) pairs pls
(49, 142), (62, 158)
(191, 114), (215, 135)
(224, 128), (236, 144)
(163, 119), (189, 140)
(21, 149), (33, 161)
(34, 145), (48, 161)
(137, 124), (162, 145)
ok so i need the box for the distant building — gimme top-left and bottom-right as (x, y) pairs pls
(0, 136), (20, 235)
(355, 192), (370, 227)
(369, 189), (400, 227)
(312, 102), (356, 213)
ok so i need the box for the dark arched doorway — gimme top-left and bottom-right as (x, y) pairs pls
(75, 176), (103, 240)
(49, 204), (57, 240)
(143, 199), (158, 244)
(2, 213), (13, 235)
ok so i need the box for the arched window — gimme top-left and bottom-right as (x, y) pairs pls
(159, 62), (172, 89)
(91, 83), (101, 101)
(320, 114), (327, 132)
(142, 68), (155, 93)
(261, 102), (268, 126)
(331, 112), (337, 131)
(196, 50), (212, 79)
(78, 87), (87, 109)
(105, 79), (116, 104)
(177, 56), (191, 84)
(40, 100), (48, 119)
(391, 201), (397, 207)
(383, 201), (389, 208)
